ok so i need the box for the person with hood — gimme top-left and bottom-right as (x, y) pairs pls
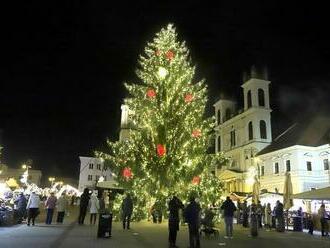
(184, 195), (201, 248)
(26, 191), (40, 226)
(89, 192), (99, 225)
(78, 188), (90, 225)
(15, 192), (27, 223)
(45, 192), (57, 224)
(220, 196), (237, 239)
(168, 195), (184, 248)
(121, 193), (133, 230)
(56, 192), (68, 223)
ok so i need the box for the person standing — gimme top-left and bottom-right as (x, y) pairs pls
(241, 200), (249, 228)
(184, 195), (201, 248)
(168, 195), (184, 248)
(249, 203), (258, 237)
(26, 191), (40, 226)
(15, 192), (27, 223)
(56, 192), (68, 223)
(318, 204), (329, 237)
(89, 192), (99, 225)
(45, 192), (57, 225)
(78, 188), (90, 225)
(275, 200), (285, 232)
(220, 196), (237, 239)
(256, 201), (263, 229)
(121, 193), (133, 230)
(264, 203), (272, 231)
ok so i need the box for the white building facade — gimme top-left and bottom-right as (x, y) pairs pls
(78, 156), (114, 192)
(214, 68), (272, 193)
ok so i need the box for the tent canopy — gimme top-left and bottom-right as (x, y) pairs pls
(96, 180), (124, 190)
(292, 187), (330, 200)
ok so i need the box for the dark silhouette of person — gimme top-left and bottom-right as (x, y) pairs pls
(121, 193), (133, 229)
(168, 195), (184, 248)
(78, 188), (90, 225)
(184, 195), (201, 248)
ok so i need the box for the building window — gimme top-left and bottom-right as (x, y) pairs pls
(104, 176), (107, 181)
(248, 121), (253, 140)
(230, 130), (236, 147)
(225, 108), (231, 121)
(274, 162), (279, 174)
(95, 175), (100, 181)
(260, 120), (267, 139)
(261, 166), (264, 176)
(89, 163), (94, 169)
(324, 159), (329, 170)
(217, 136), (221, 152)
(258, 88), (265, 107)
(97, 164), (101, 170)
(306, 161), (312, 171)
(247, 90), (252, 108)
(88, 175), (93, 181)
(286, 160), (291, 172)
(217, 109), (221, 125)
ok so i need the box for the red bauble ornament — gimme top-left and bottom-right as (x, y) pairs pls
(157, 144), (166, 157)
(155, 50), (161, 56)
(122, 167), (132, 180)
(165, 50), (174, 61)
(192, 176), (201, 185)
(184, 93), (194, 103)
(192, 129), (202, 138)
(147, 89), (156, 98)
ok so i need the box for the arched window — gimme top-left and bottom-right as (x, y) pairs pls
(217, 109), (221, 125)
(247, 90), (252, 108)
(248, 121), (253, 140)
(225, 108), (231, 121)
(260, 120), (267, 139)
(258, 88), (265, 107)
(217, 136), (221, 152)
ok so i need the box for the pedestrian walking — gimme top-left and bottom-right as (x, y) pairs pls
(121, 193), (133, 230)
(89, 192), (99, 225)
(78, 188), (90, 225)
(275, 200), (285, 232)
(318, 204), (329, 237)
(220, 196), (237, 239)
(264, 203), (272, 231)
(168, 195), (184, 248)
(15, 192), (27, 223)
(56, 192), (68, 223)
(26, 191), (40, 226)
(249, 203), (258, 237)
(99, 192), (106, 214)
(184, 195), (201, 248)
(45, 192), (57, 225)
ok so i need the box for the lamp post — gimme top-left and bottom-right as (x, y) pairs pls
(21, 164), (32, 184)
(48, 177), (55, 187)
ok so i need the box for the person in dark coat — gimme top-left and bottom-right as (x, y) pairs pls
(121, 193), (133, 230)
(220, 196), (237, 238)
(241, 200), (249, 228)
(168, 195), (184, 248)
(15, 193), (27, 222)
(275, 200), (285, 232)
(78, 188), (90, 225)
(184, 195), (201, 248)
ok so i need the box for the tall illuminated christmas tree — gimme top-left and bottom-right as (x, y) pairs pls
(97, 24), (225, 219)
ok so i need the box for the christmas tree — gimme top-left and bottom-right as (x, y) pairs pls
(97, 24), (226, 219)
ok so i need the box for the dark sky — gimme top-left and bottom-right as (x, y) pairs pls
(2, 1), (330, 180)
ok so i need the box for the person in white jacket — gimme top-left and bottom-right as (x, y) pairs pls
(89, 193), (99, 225)
(26, 191), (40, 226)
(56, 192), (68, 223)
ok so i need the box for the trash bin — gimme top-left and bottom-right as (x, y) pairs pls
(97, 213), (112, 238)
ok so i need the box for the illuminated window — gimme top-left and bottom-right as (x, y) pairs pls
(306, 161), (312, 171)
(286, 160), (291, 172)
(274, 163), (279, 174)
(324, 159), (329, 170)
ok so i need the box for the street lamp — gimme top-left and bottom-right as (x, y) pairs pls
(21, 164), (32, 184)
(48, 177), (55, 187)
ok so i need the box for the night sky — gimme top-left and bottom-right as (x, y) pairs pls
(2, 2), (330, 181)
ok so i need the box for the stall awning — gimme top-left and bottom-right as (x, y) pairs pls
(96, 180), (124, 190)
(292, 187), (330, 200)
